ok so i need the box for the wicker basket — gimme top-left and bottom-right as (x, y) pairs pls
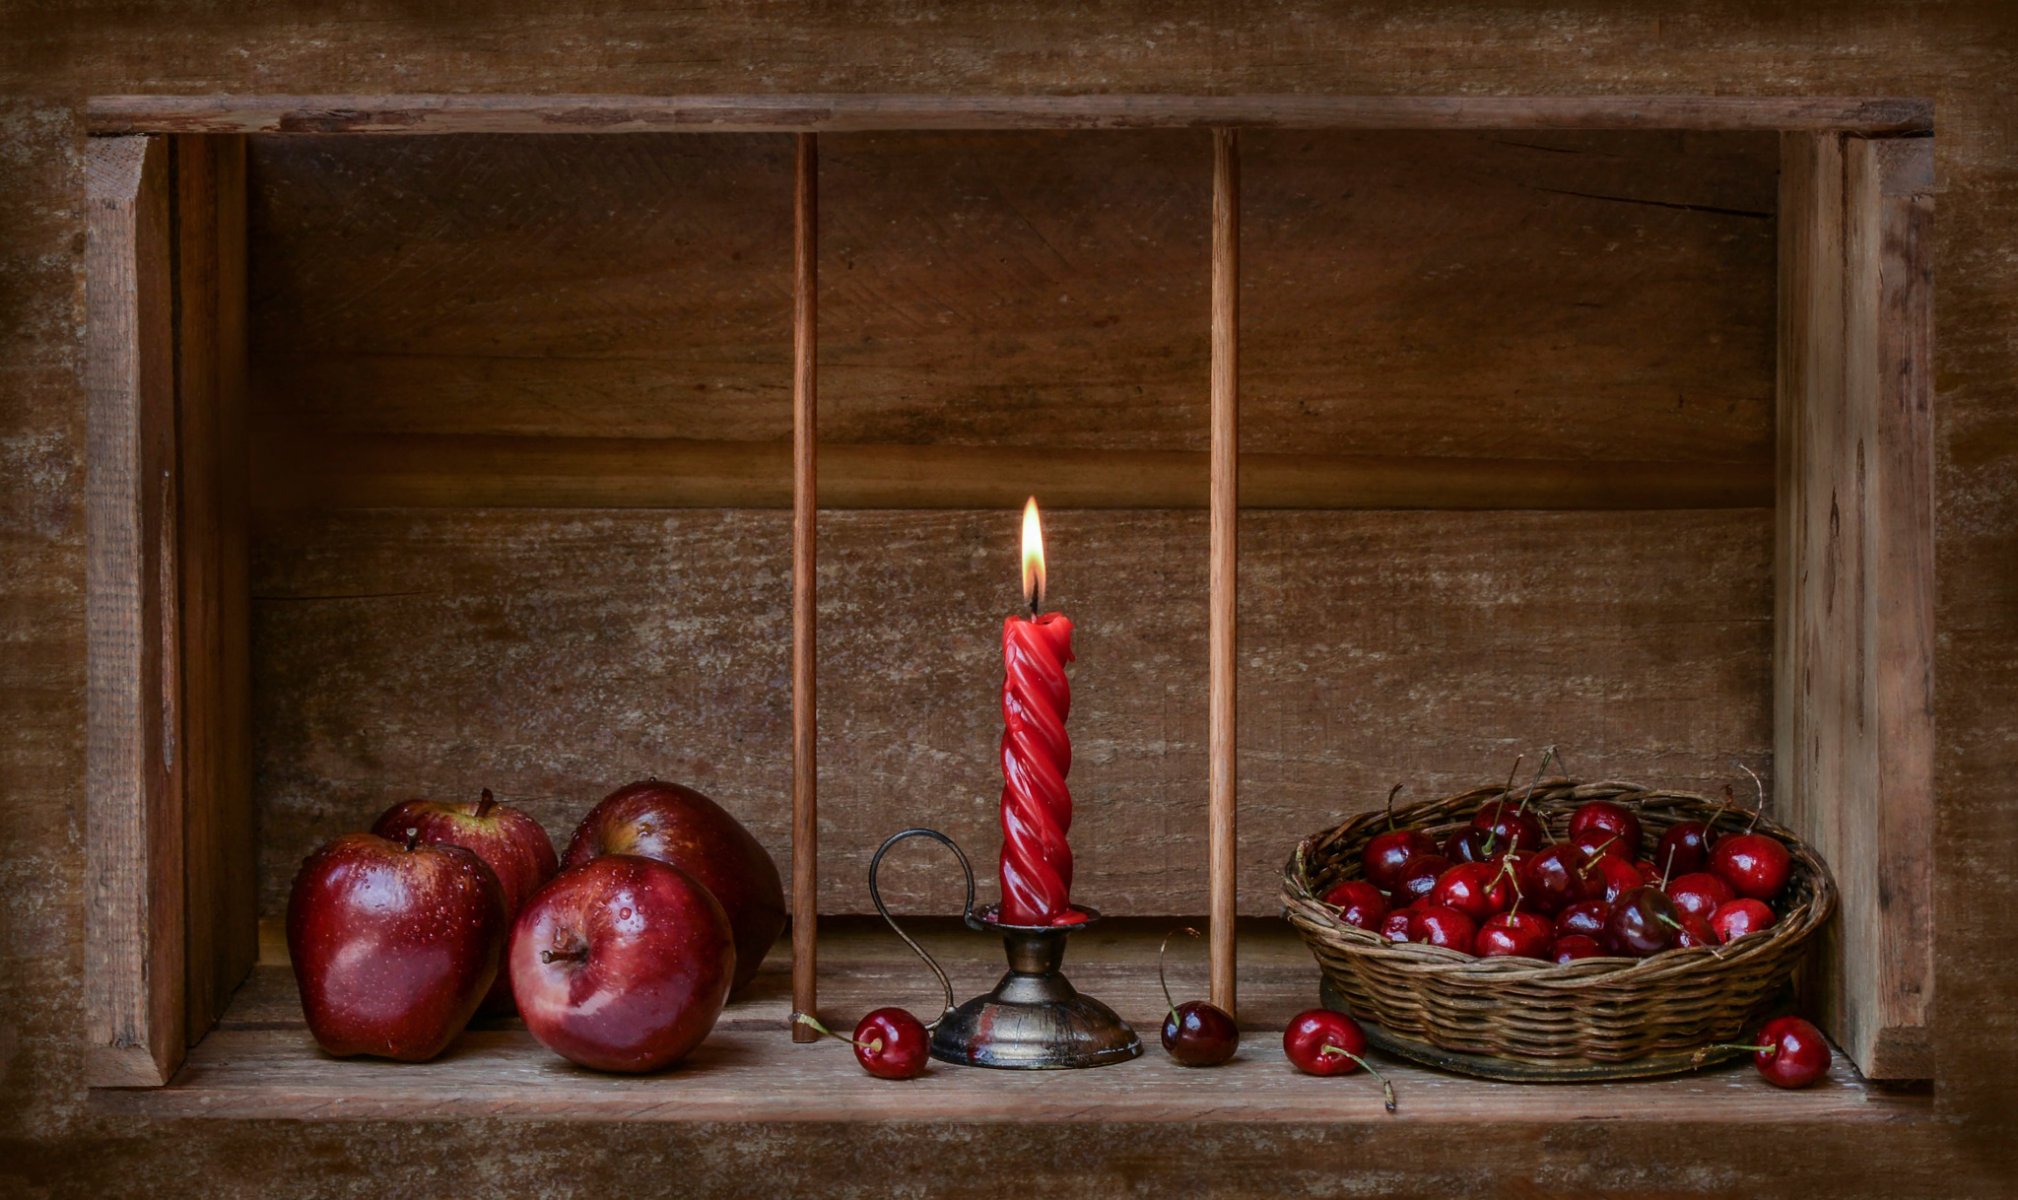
(1281, 778), (1836, 1076)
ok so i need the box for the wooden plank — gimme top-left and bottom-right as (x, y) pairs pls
(84, 134), (184, 1086)
(242, 131), (1776, 467)
(1207, 129), (1238, 1014)
(248, 433), (1773, 511)
(1776, 133), (1935, 1081)
(247, 508), (1773, 920)
(97, 920), (1926, 1125)
(176, 133), (257, 1044)
(85, 93), (1935, 135)
(790, 132), (819, 1042)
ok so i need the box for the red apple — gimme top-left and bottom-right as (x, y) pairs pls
(372, 789), (558, 1014)
(512, 854), (735, 1073)
(565, 779), (785, 994)
(286, 831), (507, 1061)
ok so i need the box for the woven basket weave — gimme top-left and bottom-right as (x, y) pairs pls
(1281, 779), (1836, 1069)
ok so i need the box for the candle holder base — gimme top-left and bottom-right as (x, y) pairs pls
(929, 906), (1142, 1070)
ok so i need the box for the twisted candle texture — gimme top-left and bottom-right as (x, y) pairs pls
(998, 612), (1075, 925)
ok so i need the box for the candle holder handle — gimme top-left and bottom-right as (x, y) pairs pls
(867, 827), (973, 1028)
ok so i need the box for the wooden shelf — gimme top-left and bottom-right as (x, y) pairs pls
(95, 920), (1928, 1124)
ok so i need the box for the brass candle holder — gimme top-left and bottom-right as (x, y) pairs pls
(868, 828), (1142, 1070)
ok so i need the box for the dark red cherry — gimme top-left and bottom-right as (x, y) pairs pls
(1709, 898), (1777, 942)
(1365, 830), (1438, 892)
(844, 1008), (931, 1079)
(1282, 1009), (1397, 1111)
(1748, 1016), (1830, 1088)
(1322, 880), (1390, 932)
(1429, 861), (1515, 922)
(1710, 833), (1792, 901)
(1554, 899), (1610, 939)
(1394, 854), (1452, 905)
(1443, 827), (1499, 865)
(1568, 801), (1643, 860)
(1378, 906), (1417, 942)
(1570, 828), (1631, 863)
(1634, 860), (1662, 884)
(1162, 1001), (1239, 1067)
(1655, 820), (1712, 876)
(1476, 911), (1553, 959)
(1517, 844), (1594, 915)
(1471, 802), (1546, 855)
(1549, 934), (1605, 963)
(1666, 872), (1735, 922)
(1409, 906), (1477, 955)
(1583, 854), (1644, 904)
(1605, 885), (1682, 957)
(1674, 913), (1719, 948)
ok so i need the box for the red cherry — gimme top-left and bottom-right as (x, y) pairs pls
(1666, 872), (1735, 922)
(1549, 934), (1605, 963)
(1570, 828), (1631, 863)
(1702, 1016), (1830, 1089)
(1518, 844), (1594, 915)
(1394, 854), (1452, 905)
(1709, 898), (1777, 942)
(1429, 861), (1515, 922)
(1443, 827), (1499, 865)
(1156, 927), (1239, 1067)
(1282, 1009), (1397, 1110)
(1378, 906), (1417, 943)
(797, 1009), (929, 1079)
(1655, 820), (1712, 876)
(1477, 911), (1553, 959)
(1554, 899), (1610, 940)
(1605, 885), (1682, 957)
(1321, 880), (1390, 932)
(1471, 802), (1546, 855)
(1409, 906), (1477, 955)
(1363, 829), (1438, 892)
(1583, 854), (1645, 904)
(1568, 801), (1644, 861)
(1709, 833), (1792, 901)
(1674, 913), (1719, 948)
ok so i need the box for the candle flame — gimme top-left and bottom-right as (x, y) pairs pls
(1021, 497), (1046, 612)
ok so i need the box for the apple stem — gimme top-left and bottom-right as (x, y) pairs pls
(540, 946), (588, 965)
(402, 826), (419, 852)
(1159, 926), (1202, 1020)
(476, 788), (497, 819)
(1318, 1045), (1398, 1112)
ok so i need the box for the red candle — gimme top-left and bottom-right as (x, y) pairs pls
(998, 498), (1084, 926)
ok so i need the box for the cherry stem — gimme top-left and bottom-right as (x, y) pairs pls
(1575, 834), (1622, 877)
(540, 946), (587, 965)
(1500, 754), (1524, 810)
(1159, 926), (1202, 1019)
(1660, 845), (1676, 890)
(1655, 913), (1685, 932)
(791, 1011), (881, 1052)
(1383, 783), (1404, 832)
(475, 788), (497, 819)
(402, 826), (419, 852)
(1319, 1045), (1398, 1112)
(1738, 762), (1767, 832)
(1693, 1041), (1776, 1066)
(1518, 744), (1557, 814)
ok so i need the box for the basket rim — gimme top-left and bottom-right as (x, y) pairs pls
(1281, 777), (1838, 982)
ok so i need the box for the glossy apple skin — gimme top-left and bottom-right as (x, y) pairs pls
(1321, 879), (1390, 932)
(287, 832), (507, 1061)
(565, 779), (785, 994)
(1363, 829), (1437, 892)
(1282, 1009), (1371, 1077)
(1752, 1016), (1830, 1088)
(854, 1007), (932, 1079)
(1568, 801), (1644, 861)
(1477, 911), (1552, 959)
(1665, 871), (1736, 922)
(1710, 898), (1778, 942)
(512, 854), (735, 1073)
(1709, 833), (1793, 901)
(372, 791), (558, 1013)
(1162, 1000), (1240, 1067)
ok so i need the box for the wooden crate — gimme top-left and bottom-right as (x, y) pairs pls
(83, 95), (1934, 1111)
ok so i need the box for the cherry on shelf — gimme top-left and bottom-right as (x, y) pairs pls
(793, 1009), (931, 1080)
(1282, 1009), (1397, 1112)
(1156, 927), (1239, 1067)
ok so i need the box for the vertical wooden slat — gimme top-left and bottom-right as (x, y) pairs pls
(177, 133), (255, 1042)
(86, 134), (185, 1086)
(790, 131), (821, 1041)
(1776, 132), (1935, 1080)
(1207, 128), (1239, 1016)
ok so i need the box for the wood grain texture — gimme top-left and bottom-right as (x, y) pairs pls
(174, 134), (257, 1045)
(247, 507), (1773, 921)
(241, 130), (1776, 465)
(83, 134), (184, 1086)
(790, 132), (819, 1040)
(1775, 133), (1936, 1080)
(1207, 128), (1239, 1014)
(98, 919), (1926, 1125)
(86, 92), (1935, 135)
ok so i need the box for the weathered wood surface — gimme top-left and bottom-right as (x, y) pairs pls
(242, 130), (1775, 465)
(88, 92), (1935, 135)
(1776, 133), (1937, 1081)
(100, 920), (1923, 1125)
(83, 135), (185, 1087)
(249, 507), (1773, 919)
(174, 134), (258, 1046)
